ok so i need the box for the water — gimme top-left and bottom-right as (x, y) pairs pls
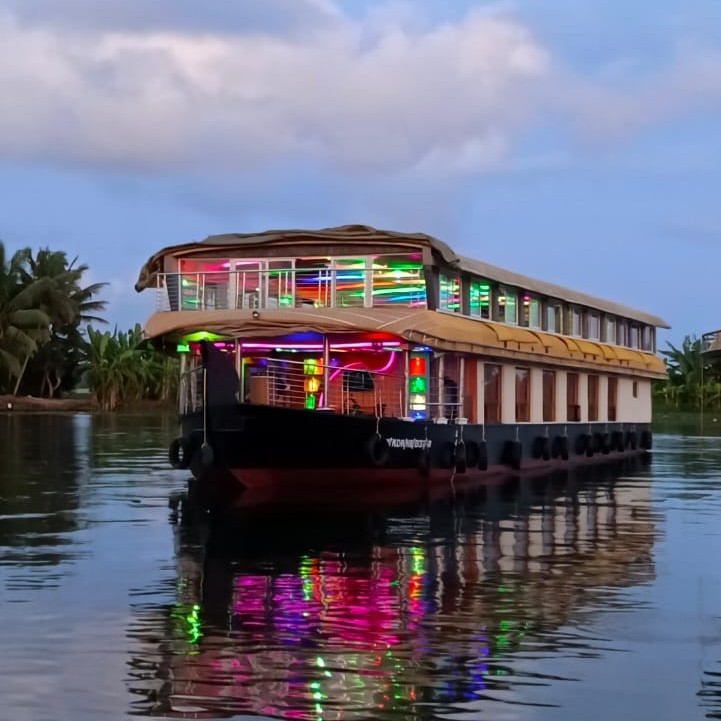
(2, 413), (721, 720)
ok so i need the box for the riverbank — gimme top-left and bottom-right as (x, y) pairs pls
(0, 394), (97, 412)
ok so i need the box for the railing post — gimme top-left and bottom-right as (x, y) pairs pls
(438, 353), (445, 420)
(322, 336), (330, 408)
(459, 356), (465, 419)
(178, 353), (187, 414)
(234, 339), (242, 402)
(404, 349), (410, 417)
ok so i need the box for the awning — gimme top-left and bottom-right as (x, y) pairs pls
(574, 339), (605, 360)
(480, 322), (545, 348)
(558, 337), (585, 357)
(142, 307), (667, 378)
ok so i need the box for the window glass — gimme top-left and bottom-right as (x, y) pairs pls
(372, 254), (425, 307)
(543, 370), (555, 422)
(588, 374), (599, 421)
(586, 312), (600, 340)
(484, 364), (502, 423)
(515, 367), (530, 422)
(469, 279), (491, 318)
(567, 372), (580, 421)
(439, 274), (461, 312)
(545, 302), (563, 333)
(496, 287), (517, 324)
(522, 295), (541, 328)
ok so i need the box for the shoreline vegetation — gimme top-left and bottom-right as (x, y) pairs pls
(1, 243), (177, 410)
(3, 241), (721, 417)
(0, 394), (175, 413)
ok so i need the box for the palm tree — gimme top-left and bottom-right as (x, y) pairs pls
(0, 243), (51, 392)
(658, 334), (721, 410)
(14, 248), (108, 396)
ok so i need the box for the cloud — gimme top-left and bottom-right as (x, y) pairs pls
(0, 4), (548, 175)
(2, 0), (341, 36)
(557, 45), (721, 143)
(2, 1), (720, 179)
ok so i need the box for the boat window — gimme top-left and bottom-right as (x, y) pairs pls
(641, 325), (655, 352)
(568, 307), (582, 337)
(333, 258), (367, 308)
(608, 376), (617, 421)
(585, 311), (600, 340)
(587, 374), (599, 421)
(439, 274), (461, 313)
(521, 294), (541, 328)
(515, 367), (530, 422)
(544, 301), (563, 333)
(629, 324), (640, 349)
(567, 372), (580, 421)
(295, 258), (332, 307)
(469, 279), (491, 318)
(616, 319), (628, 347)
(496, 286), (517, 324)
(175, 258), (231, 311)
(484, 363), (502, 423)
(543, 370), (555, 422)
(603, 315), (617, 344)
(266, 260), (295, 308)
(372, 254), (425, 308)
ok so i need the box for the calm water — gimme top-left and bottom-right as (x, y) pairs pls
(2, 414), (721, 720)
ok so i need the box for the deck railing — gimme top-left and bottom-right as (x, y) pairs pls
(154, 268), (426, 312)
(178, 356), (462, 420)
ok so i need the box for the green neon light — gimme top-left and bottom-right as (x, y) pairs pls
(176, 342), (190, 353)
(181, 331), (226, 342)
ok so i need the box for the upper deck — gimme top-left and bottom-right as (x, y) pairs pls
(135, 224), (669, 357)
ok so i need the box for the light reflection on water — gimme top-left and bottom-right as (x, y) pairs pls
(1, 414), (721, 720)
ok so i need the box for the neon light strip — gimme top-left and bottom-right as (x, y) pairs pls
(319, 351), (398, 407)
(240, 341), (402, 350)
(328, 352), (397, 383)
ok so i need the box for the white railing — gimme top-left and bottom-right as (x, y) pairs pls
(178, 356), (462, 420)
(179, 367), (205, 415)
(155, 268), (426, 312)
(247, 357), (407, 417)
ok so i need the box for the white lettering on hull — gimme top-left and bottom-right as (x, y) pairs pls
(386, 438), (432, 450)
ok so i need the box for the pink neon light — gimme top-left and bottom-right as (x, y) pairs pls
(319, 352), (397, 407)
(328, 351), (397, 383)
(240, 341), (401, 350)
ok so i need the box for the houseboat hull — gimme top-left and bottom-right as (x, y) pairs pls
(171, 402), (652, 511)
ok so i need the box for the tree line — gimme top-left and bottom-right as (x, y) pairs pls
(0, 242), (177, 410)
(2, 239), (717, 413)
(655, 335), (721, 411)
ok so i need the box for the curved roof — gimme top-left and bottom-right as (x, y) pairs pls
(135, 223), (669, 328)
(142, 307), (667, 379)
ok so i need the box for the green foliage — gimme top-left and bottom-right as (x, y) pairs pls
(0, 244), (52, 388)
(654, 334), (721, 411)
(0, 241), (176, 409)
(85, 324), (178, 411)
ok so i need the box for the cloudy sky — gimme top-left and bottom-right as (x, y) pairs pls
(2, 0), (720, 347)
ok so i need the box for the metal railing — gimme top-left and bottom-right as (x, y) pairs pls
(177, 356), (463, 420)
(155, 268), (426, 312)
(179, 366), (205, 415)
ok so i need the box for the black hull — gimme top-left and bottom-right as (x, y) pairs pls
(169, 403), (652, 509)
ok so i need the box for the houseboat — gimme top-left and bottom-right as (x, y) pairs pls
(135, 224), (668, 509)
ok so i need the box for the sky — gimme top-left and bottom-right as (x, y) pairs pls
(2, 0), (721, 350)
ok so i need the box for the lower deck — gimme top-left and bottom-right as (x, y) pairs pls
(179, 332), (655, 428)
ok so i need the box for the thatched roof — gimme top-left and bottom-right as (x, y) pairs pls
(135, 224), (669, 329)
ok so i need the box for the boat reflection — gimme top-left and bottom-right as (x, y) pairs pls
(127, 460), (657, 719)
